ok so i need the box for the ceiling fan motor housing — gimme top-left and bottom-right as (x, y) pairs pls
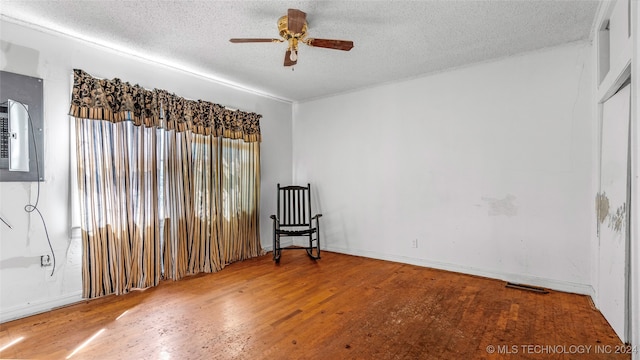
(278, 15), (308, 39)
(278, 15), (307, 54)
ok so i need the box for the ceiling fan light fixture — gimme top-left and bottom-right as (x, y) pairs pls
(230, 8), (354, 67)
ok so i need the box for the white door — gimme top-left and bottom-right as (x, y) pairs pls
(598, 83), (630, 341)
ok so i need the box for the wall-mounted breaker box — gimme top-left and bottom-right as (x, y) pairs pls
(1, 99), (30, 172)
(0, 71), (44, 182)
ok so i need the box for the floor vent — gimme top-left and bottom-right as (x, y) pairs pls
(505, 282), (549, 294)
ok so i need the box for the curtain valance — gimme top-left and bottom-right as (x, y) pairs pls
(69, 69), (261, 142)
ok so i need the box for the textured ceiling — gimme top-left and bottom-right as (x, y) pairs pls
(0, 0), (601, 102)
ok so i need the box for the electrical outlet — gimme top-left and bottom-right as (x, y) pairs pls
(40, 255), (51, 267)
(411, 239), (418, 248)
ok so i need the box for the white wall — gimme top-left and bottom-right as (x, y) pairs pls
(0, 19), (292, 322)
(293, 42), (594, 294)
(630, 0), (638, 355)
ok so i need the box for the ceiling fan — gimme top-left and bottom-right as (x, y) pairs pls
(230, 8), (354, 67)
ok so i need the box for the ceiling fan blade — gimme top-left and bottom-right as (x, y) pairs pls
(287, 8), (306, 34)
(284, 50), (297, 67)
(230, 38), (280, 43)
(306, 38), (354, 51)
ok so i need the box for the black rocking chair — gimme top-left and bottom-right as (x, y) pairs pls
(270, 183), (322, 263)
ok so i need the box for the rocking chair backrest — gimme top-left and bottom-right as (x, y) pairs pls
(277, 183), (312, 228)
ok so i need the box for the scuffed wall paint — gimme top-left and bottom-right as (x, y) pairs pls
(481, 194), (518, 217)
(607, 203), (626, 233)
(596, 190), (627, 234)
(596, 192), (610, 224)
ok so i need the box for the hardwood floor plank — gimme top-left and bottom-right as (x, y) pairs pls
(0, 251), (630, 359)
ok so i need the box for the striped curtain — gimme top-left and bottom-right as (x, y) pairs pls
(219, 138), (261, 264)
(161, 129), (192, 281)
(72, 70), (262, 298)
(75, 119), (162, 296)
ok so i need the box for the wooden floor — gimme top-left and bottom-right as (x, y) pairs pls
(0, 251), (630, 360)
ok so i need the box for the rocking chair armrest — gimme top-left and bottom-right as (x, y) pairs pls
(312, 214), (323, 220)
(270, 215), (280, 230)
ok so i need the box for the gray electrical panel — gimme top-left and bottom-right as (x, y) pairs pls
(0, 70), (44, 182)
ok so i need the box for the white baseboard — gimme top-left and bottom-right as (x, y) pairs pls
(322, 245), (595, 296)
(1, 291), (83, 323)
(261, 238), (294, 252)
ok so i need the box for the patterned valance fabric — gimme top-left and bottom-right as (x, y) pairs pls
(69, 69), (262, 142)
